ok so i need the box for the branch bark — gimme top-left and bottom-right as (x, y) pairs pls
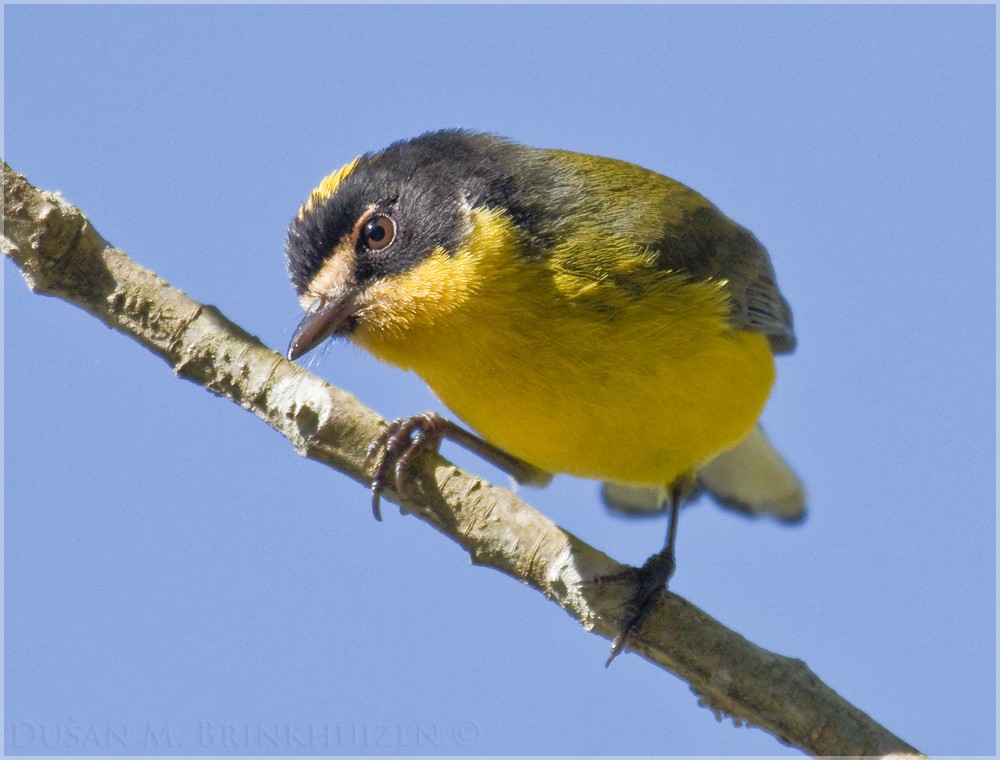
(3, 160), (922, 757)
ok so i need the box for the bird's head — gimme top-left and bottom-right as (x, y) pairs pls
(285, 129), (554, 362)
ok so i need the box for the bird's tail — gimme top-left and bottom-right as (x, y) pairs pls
(601, 425), (806, 522)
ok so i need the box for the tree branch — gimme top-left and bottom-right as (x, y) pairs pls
(3, 160), (922, 757)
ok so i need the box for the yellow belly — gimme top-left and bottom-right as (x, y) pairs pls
(352, 209), (776, 487)
(414, 322), (773, 487)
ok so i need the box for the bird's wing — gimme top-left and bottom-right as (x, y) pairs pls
(651, 197), (797, 354)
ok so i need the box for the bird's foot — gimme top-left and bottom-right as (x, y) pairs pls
(594, 547), (676, 667)
(364, 411), (447, 521)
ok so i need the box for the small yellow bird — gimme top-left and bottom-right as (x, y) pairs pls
(285, 130), (804, 663)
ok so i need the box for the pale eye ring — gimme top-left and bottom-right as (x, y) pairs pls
(362, 214), (395, 251)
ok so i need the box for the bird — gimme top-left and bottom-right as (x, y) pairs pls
(284, 129), (804, 664)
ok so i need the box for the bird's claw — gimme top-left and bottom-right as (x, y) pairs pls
(364, 411), (447, 521)
(594, 548), (676, 667)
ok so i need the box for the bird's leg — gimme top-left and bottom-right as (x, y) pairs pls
(600, 483), (684, 667)
(364, 411), (551, 521)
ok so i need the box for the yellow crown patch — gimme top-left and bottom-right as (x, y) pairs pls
(298, 156), (361, 219)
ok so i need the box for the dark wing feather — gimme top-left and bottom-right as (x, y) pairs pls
(652, 202), (796, 354)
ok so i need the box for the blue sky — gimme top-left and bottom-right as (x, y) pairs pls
(4, 4), (995, 756)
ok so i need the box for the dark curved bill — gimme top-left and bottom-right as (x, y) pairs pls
(287, 289), (361, 361)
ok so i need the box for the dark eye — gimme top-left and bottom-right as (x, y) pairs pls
(362, 215), (395, 251)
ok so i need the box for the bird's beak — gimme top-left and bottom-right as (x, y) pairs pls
(287, 288), (362, 361)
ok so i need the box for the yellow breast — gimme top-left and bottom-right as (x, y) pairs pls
(352, 208), (775, 487)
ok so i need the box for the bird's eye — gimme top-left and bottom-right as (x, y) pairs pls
(362, 215), (395, 251)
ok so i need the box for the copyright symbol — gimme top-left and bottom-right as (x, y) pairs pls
(452, 721), (479, 746)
